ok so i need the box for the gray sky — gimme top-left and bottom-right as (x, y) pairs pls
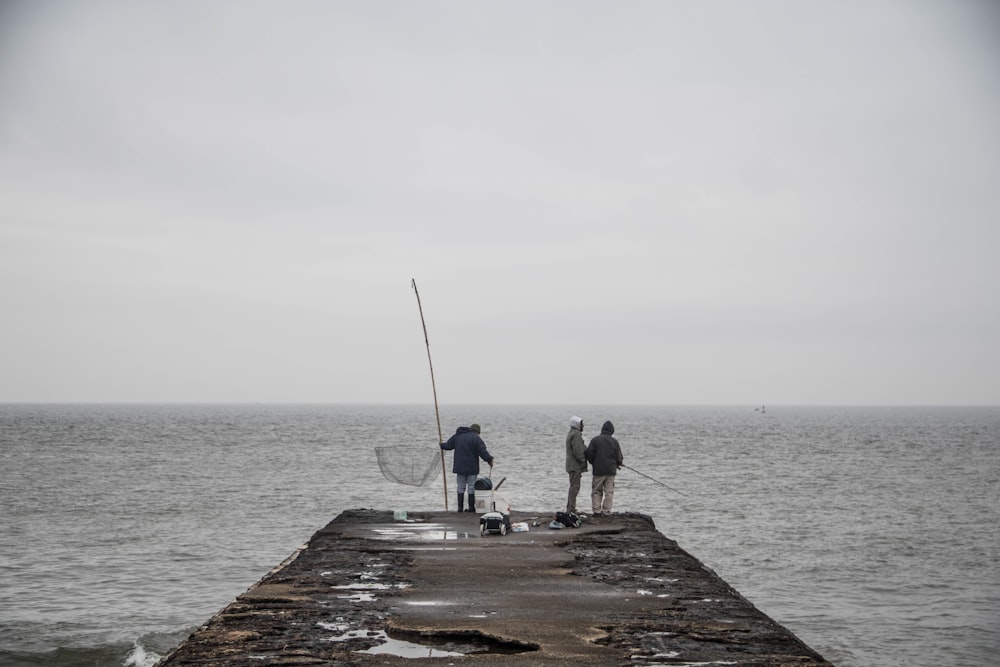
(2, 1), (998, 406)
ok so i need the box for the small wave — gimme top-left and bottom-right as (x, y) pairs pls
(123, 642), (160, 667)
(124, 630), (195, 667)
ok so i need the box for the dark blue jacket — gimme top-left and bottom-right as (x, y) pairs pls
(441, 426), (494, 475)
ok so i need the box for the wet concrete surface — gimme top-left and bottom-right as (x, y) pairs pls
(156, 509), (833, 666)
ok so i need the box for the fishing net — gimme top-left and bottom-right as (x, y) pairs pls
(375, 446), (442, 487)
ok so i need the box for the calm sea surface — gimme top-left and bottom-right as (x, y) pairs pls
(1, 404), (997, 666)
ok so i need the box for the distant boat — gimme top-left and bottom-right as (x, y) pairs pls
(755, 405), (766, 413)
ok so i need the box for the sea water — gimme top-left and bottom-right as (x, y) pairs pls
(1, 404), (997, 666)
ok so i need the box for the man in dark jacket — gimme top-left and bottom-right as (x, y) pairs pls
(441, 423), (495, 512)
(585, 420), (623, 516)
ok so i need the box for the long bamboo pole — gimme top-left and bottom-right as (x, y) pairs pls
(412, 279), (448, 510)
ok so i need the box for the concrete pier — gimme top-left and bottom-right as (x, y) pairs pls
(157, 509), (832, 665)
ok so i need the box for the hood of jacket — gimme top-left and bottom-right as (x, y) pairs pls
(569, 416), (583, 431)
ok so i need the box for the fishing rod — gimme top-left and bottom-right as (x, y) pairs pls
(620, 464), (744, 515)
(621, 464), (689, 497)
(412, 278), (448, 510)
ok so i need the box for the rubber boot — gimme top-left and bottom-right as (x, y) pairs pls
(467, 493), (476, 512)
(457, 494), (464, 512)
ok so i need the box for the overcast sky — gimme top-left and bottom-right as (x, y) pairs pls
(1, 1), (998, 406)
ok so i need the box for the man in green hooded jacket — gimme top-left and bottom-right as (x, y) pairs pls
(565, 416), (587, 514)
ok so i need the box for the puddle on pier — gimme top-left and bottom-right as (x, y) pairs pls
(320, 627), (464, 658)
(368, 523), (477, 542)
(319, 623), (538, 658)
(331, 583), (396, 591)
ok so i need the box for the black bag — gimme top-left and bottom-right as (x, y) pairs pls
(474, 476), (493, 490)
(555, 511), (581, 528)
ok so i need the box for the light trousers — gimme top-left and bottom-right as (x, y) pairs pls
(591, 474), (616, 514)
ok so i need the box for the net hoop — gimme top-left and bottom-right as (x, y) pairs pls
(375, 446), (442, 487)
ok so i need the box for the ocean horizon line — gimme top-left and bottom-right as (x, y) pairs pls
(2, 401), (997, 408)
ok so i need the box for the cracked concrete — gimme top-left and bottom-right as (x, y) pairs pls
(156, 509), (832, 666)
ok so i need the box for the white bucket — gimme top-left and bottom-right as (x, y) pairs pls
(475, 493), (511, 515)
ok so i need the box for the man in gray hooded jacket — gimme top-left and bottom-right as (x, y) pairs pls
(565, 416), (587, 514)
